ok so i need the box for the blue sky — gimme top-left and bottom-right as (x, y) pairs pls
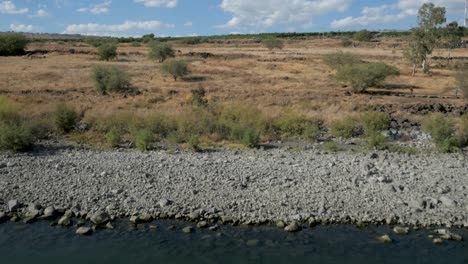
(0, 0), (465, 37)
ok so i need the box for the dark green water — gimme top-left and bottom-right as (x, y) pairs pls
(0, 220), (467, 264)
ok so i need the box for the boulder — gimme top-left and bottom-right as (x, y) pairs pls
(8, 200), (20, 212)
(76, 227), (93, 236)
(377, 234), (392, 243)
(158, 198), (170, 208)
(58, 216), (72, 226)
(90, 211), (111, 225)
(197, 221), (208, 228)
(439, 196), (456, 208)
(393, 226), (409, 235)
(182, 226), (193, 233)
(284, 222), (300, 232)
(43, 206), (56, 217)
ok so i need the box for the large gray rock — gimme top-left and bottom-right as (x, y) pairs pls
(8, 200), (20, 212)
(43, 206), (56, 217)
(439, 196), (456, 208)
(377, 234), (392, 243)
(284, 222), (300, 232)
(58, 216), (72, 226)
(90, 211), (111, 225)
(76, 227), (93, 236)
(159, 198), (170, 208)
(393, 226), (409, 235)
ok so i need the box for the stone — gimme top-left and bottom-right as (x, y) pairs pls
(0, 212), (6, 222)
(58, 216), (72, 226)
(10, 215), (19, 222)
(158, 198), (170, 208)
(23, 215), (36, 224)
(43, 206), (56, 217)
(76, 227), (93, 236)
(407, 199), (425, 210)
(197, 221), (208, 228)
(377, 234), (392, 243)
(220, 216), (234, 224)
(8, 200), (20, 212)
(129, 216), (140, 224)
(276, 221), (285, 228)
(284, 222), (300, 232)
(439, 196), (456, 208)
(246, 239), (260, 246)
(189, 211), (200, 220)
(451, 234), (463, 241)
(105, 222), (114, 229)
(90, 211), (111, 225)
(393, 226), (409, 235)
(433, 238), (444, 244)
(182, 226), (193, 233)
(209, 225), (218, 231)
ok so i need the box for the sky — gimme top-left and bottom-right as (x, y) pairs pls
(0, 0), (466, 37)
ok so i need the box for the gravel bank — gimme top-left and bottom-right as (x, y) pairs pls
(0, 145), (467, 227)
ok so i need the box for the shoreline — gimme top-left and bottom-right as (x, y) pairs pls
(1, 143), (467, 230)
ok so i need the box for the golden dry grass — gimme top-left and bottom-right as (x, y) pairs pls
(0, 38), (466, 124)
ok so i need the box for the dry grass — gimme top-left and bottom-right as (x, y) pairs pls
(0, 38), (466, 128)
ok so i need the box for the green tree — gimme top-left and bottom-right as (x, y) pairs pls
(149, 43), (175, 63)
(262, 38), (284, 51)
(97, 43), (118, 61)
(161, 59), (190, 81)
(442, 21), (463, 62)
(141, 34), (155, 43)
(405, 3), (446, 75)
(0, 33), (28, 56)
(353, 30), (374, 42)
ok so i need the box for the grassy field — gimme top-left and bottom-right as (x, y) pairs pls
(0, 37), (466, 149)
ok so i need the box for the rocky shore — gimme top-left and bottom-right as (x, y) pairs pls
(0, 143), (467, 232)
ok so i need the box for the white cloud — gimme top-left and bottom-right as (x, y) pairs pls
(29, 8), (49, 18)
(134, 0), (177, 8)
(64, 20), (174, 36)
(0, 1), (28, 14)
(184, 21), (193, 27)
(10, 24), (38, 32)
(331, 0), (465, 29)
(77, 0), (111, 15)
(218, 0), (352, 29)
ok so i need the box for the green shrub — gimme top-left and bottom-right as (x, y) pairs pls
(179, 37), (208, 45)
(0, 123), (33, 152)
(322, 51), (361, 70)
(55, 104), (79, 133)
(97, 43), (117, 61)
(188, 134), (201, 151)
(323, 141), (339, 152)
(303, 123), (321, 142)
(353, 30), (374, 42)
(341, 38), (353, 47)
(191, 85), (208, 107)
(91, 65), (131, 94)
(458, 114), (468, 146)
(454, 69), (468, 100)
(334, 62), (400, 93)
(149, 43), (175, 63)
(361, 112), (389, 136)
(262, 38), (284, 50)
(161, 59), (190, 81)
(106, 128), (121, 147)
(241, 128), (260, 148)
(367, 133), (387, 150)
(0, 33), (28, 56)
(330, 117), (360, 138)
(134, 129), (155, 151)
(422, 113), (459, 152)
(131, 42), (141, 47)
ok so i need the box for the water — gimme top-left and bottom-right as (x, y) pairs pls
(0, 220), (467, 264)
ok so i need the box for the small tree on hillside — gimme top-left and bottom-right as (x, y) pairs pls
(0, 33), (28, 56)
(353, 30), (374, 42)
(405, 3), (446, 75)
(262, 38), (284, 51)
(149, 43), (175, 63)
(97, 43), (118, 61)
(161, 59), (190, 81)
(443, 21), (463, 62)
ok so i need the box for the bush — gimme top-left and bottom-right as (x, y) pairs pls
(149, 43), (175, 63)
(455, 69), (468, 100)
(0, 33), (28, 56)
(188, 134), (201, 151)
(262, 38), (284, 50)
(91, 65), (131, 94)
(161, 59), (190, 81)
(361, 112), (389, 136)
(330, 117), (360, 138)
(106, 128), (121, 147)
(241, 128), (260, 148)
(341, 38), (353, 47)
(322, 51), (361, 70)
(0, 123), (33, 152)
(131, 42), (141, 47)
(422, 113), (459, 152)
(191, 85), (208, 107)
(367, 133), (387, 150)
(458, 114), (468, 146)
(354, 30), (374, 42)
(97, 43), (117, 61)
(134, 129), (155, 151)
(334, 62), (400, 93)
(274, 115), (320, 139)
(323, 141), (339, 152)
(55, 104), (79, 133)
(303, 123), (321, 142)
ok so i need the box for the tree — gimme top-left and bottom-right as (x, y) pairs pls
(262, 38), (284, 51)
(149, 43), (175, 63)
(455, 69), (468, 100)
(97, 43), (117, 61)
(442, 21), (463, 62)
(405, 3), (446, 75)
(0, 33), (28, 56)
(353, 30), (374, 42)
(161, 59), (190, 81)
(141, 34), (155, 43)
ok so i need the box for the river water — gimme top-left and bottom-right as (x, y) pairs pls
(0, 220), (467, 264)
